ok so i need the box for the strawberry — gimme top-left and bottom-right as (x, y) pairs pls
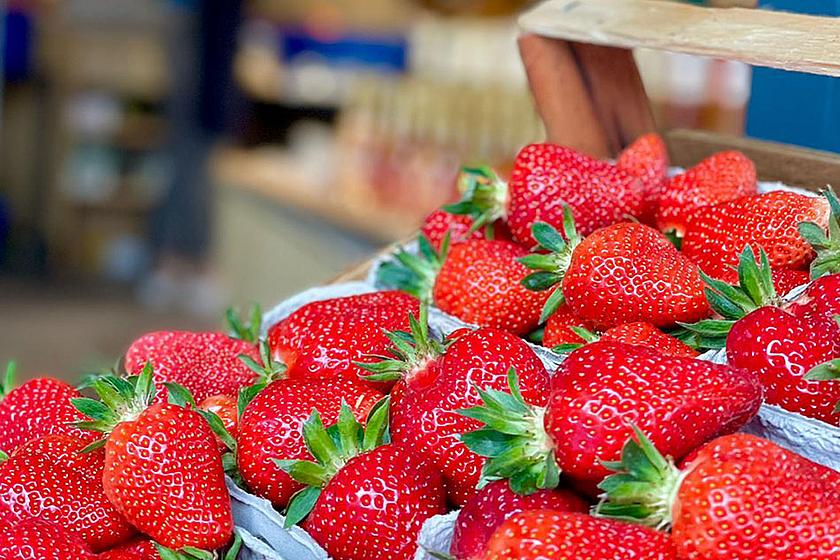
(360, 308), (550, 504)
(199, 394), (239, 452)
(797, 186), (840, 279)
(771, 267), (810, 296)
(521, 213), (710, 329)
(0, 518), (98, 560)
(236, 377), (381, 508)
(449, 481), (587, 560)
(0, 362), (95, 454)
(656, 150), (756, 236)
(542, 303), (596, 348)
(0, 435), (135, 551)
(459, 342), (762, 495)
(124, 331), (260, 403)
(98, 539), (161, 560)
(597, 429), (840, 559)
(267, 291), (419, 391)
(73, 365), (234, 552)
(377, 237), (550, 335)
(616, 132), (669, 225)
(483, 511), (677, 560)
(682, 249), (840, 423)
(681, 190), (830, 284)
(278, 401), (447, 560)
(548, 321), (698, 358)
(421, 208), (511, 250)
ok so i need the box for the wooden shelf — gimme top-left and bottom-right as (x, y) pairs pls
(519, 0), (840, 77)
(211, 147), (421, 243)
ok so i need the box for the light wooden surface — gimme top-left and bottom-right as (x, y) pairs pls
(519, 0), (840, 77)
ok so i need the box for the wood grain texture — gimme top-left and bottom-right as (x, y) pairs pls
(519, 0), (840, 77)
(570, 43), (657, 155)
(518, 34), (612, 157)
(665, 129), (840, 193)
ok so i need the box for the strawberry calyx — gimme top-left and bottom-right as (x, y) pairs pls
(594, 425), (685, 531)
(376, 234), (449, 303)
(154, 532), (242, 560)
(519, 208), (583, 323)
(457, 369), (558, 496)
(798, 187), (840, 279)
(237, 339), (287, 411)
(444, 166), (509, 236)
(677, 246), (780, 350)
(356, 305), (447, 383)
(225, 302), (262, 344)
(552, 326), (600, 354)
(0, 361), (16, 399)
(276, 396), (391, 527)
(71, 362), (158, 449)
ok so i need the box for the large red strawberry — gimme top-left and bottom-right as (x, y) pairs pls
(682, 190), (830, 284)
(772, 267), (811, 295)
(682, 249), (840, 423)
(616, 132), (669, 225)
(597, 430), (840, 559)
(199, 393), (239, 453)
(0, 435), (135, 551)
(656, 150), (756, 236)
(459, 342), (762, 495)
(124, 331), (260, 403)
(483, 511), (677, 560)
(449, 480), (587, 560)
(278, 402), (447, 560)
(521, 214), (710, 329)
(797, 186), (840, 279)
(73, 365), (234, 552)
(377, 237), (550, 335)
(421, 207), (511, 250)
(267, 291), (419, 391)
(236, 377), (381, 508)
(551, 322), (699, 358)
(360, 308), (550, 504)
(0, 362), (95, 454)
(0, 518), (98, 560)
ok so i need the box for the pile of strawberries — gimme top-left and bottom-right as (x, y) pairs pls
(1, 134), (838, 560)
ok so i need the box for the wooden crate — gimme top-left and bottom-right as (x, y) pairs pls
(336, 0), (840, 279)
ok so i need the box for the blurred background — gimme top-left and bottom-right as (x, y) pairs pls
(1, 0), (836, 379)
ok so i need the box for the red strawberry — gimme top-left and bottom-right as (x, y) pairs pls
(98, 539), (160, 560)
(74, 366), (233, 551)
(236, 377), (381, 508)
(0, 518), (97, 560)
(460, 342), (762, 495)
(598, 430), (840, 560)
(601, 322), (699, 358)
(421, 208), (511, 250)
(683, 250), (840, 423)
(656, 150), (756, 236)
(267, 291), (419, 391)
(483, 511), (677, 560)
(772, 267), (810, 296)
(361, 308), (550, 504)
(200, 394), (239, 452)
(521, 215), (710, 330)
(450, 481), (587, 560)
(124, 331), (260, 403)
(616, 132), (669, 225)
(0, 435), (135, 551)
(378, 238), (550, 335)
(278, 402), (447, 560)
(542, 303), (596, 348)
(682, 190), (830, 284)
(728, 306), (839, 424)
(0, 362), (95, 454)
(507, 144), (644, 244)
